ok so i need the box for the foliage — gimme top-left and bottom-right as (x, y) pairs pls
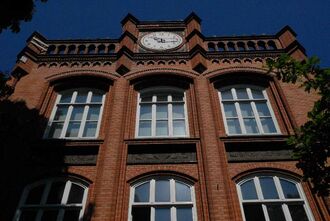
(1, 0), (47, 33)
(267, 54), (330, 196)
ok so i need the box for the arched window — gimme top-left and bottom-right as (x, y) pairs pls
(98, 44), (106, 54)
(227, 42), (236, 51)
(47, 45), (56, 55)
(208, 42), (216, 52)
(14, 178), (89, 221)
(217, 42), (226, 52)
(247, 41), (256, 51)
(129, 177), (197, 221)
(57, 45), (66, 55)
(108, 44), (116, 53)
(267, 40), (277, 50)
(78, 45), (86, 54)
(237, 42), (246, 51)
(87, 45), (96, 54)
(136, 87), (188, 137)
(257, 41), (266, 50)
(67, 45), (76, 54)
(218, 85), (280, 135)
(45, 88), (106, 139)
(237, 174), (314, 221)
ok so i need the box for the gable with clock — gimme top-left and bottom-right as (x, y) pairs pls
(140, 32), (184, 51)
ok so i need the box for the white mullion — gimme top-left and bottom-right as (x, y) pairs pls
(152, 95), (157, 136)
(191, 186), (197, 221)
(57, 181), (71, 221)
(151, 207), (155, 221)
(45, 94), (63, 138)
(274, 176), (285, 199)
(95, 93), (106, 138)
(183, 92), (189, 137)
(219, 91), (230, 135)
(151, 179), (155, 203)
(233, 88), (246, 134)
(168, 95), (173, 136)
(79, 184), (89, 221)
(263, 90), (281, 133)
(171, 206), (176, 221)
(61, 91), (77, 138)
(248, 88), (263, 134)
(262, 204), (271, 221)
(170, 179), (175, 203)
(254, 177), (263, 200)
(135, 94), (141, 138)
(128, 187), (134, 221)
(77, 91), (91, 137)
(282, 204), (293, 221)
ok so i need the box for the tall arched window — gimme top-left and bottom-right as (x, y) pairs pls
(45, 87), (106, 139)
(237, 174), (314, 221)
(136, 87), (189, 137)
(218, 85), (280, 135)
(14, 178), (89, 221)
(129, 177), (197, 221)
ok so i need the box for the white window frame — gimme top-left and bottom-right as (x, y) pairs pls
(128, 177), (197, 221)
(218, 85), (281, 136)
(135, 86), (189, 138)
(13, 178), (89, 221)
(236, 174), (315, 221)
(44, 88), (106, 139)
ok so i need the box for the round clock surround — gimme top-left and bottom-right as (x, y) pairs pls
(140, 32), (184, 51)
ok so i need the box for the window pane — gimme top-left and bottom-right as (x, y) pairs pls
(175, 182), (191, 201)
(173, 120), (186, 136)
(138, 120), (151, 136)
(251, 89), (264, 99)
(87, 106), (100, 120)
(140, 105), (152, 119)
(267, 205), (286, 221)
(173, 104), (185, 118)
(236, 88), (249, 99)
(47, 181), (66, 204)
(280, 179), (300, 199)
(155, 180), (170, 202)
(155, 207), (171, 221)
(26, 184), (45, 204)
(63, 210), (80, 221)
(134, 182), (150, 202)
(260, 118), (277, 133)
(243, 204), (266, 221)
(75, 90), (88, 103)
(67, 183), (85, 204)
(241, 180), (258, 200)
(83, 122), (97, 137)
(48, 122), (64, 138)
(288, 205), (309, 221)
(172, 93), (184, 101)
(156, 120), (168, 136)
(70, 106), (84, 120)
(91, 90), (104, 103)
(177, 207), (193, 221)
(221, 90), (233, 100)
(227, 119), (241, 134)
(141, 96), (152, 102)
(240, 103), (254, 117)
(259, 177), (279, 199)
(19, 210), (38, 221)
(243, 119), (259, 134)
(156, 104), (168, 119)
(53, 107), (68, 121)
(40, 210), (58, 221)
(132, 207), (150, 221)
(60, 92), (73, 103)
(157, 94), (168, 101)
(66, 122), (81, 137)
(223, 103), (237, 117)
(255, 102), (271, 116)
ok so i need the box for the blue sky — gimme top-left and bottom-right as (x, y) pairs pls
(1, 0), (329, 72)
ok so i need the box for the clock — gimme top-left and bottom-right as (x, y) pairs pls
(140, 32), (183, 51)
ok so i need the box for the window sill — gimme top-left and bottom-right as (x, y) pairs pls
(220, 134), (289, 143)
(125, 137), (200, 145)
(40, 138), (104, 147)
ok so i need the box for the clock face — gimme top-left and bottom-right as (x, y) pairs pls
(140, 32), (183, 51)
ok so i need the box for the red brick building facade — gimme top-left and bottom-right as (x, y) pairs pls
(2, 13), (329, 221)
